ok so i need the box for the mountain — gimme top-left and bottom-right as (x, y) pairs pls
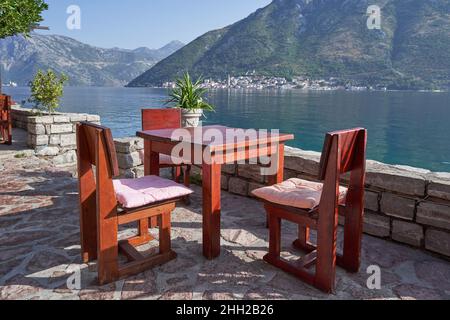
(128, 0), (450, 90)
(153, 40), (186, 60)
(0, 35), (184, 86)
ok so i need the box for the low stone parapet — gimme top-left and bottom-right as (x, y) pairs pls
(15, 108), (449, 259)
(11, 105), (100, 165)
(113, 141), (450, 259)
(11, 106), (449, 259)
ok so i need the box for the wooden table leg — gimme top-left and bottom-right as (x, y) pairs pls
(267, 143), (285, 185)
(144, 140), (160, 176)
(144, 140), (160, 228)
(202, 162), (222, 259)
(266, 143), (285, 227)
(173, 166), (182, 183)
(6, 111), (12, 145)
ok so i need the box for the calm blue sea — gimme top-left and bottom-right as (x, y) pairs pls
(3, 86), (450, 172)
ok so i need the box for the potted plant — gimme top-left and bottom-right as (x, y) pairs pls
(167, 72), (214, 127)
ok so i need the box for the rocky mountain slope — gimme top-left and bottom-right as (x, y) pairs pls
(0, 34), (184, 86)
(128, 0), (450, 90)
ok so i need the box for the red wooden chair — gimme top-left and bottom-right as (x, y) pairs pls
(77, 122), (193, 285)
(253, 128), (367, 293)
(0, 95), (12, 145)
(141, 108), (191, 187)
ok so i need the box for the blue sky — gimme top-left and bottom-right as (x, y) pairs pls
(36, 0), (271, 49)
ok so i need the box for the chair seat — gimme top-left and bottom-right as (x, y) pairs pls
(138, 150), (190, 166)
(113, 175), (193, 209)
(252, 178), (347, 210)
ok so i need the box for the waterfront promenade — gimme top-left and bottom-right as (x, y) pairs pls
(0, 128), (449, 300)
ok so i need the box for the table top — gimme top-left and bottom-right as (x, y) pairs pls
(137, 125), (294, 152)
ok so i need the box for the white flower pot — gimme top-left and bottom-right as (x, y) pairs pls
(181, 109), (203, 128)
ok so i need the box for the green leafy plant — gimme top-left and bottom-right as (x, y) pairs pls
(29, 69), (68, 114)
(166, 72), (215, 111)
(0, 0), (48, 39)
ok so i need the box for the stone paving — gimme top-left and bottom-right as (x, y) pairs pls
(1, 132), (450, 300)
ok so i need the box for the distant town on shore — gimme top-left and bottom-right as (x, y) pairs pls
(162, 75), (445, 92)
(162, 75), (387, 91)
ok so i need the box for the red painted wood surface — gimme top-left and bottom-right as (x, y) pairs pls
(141, 109), (191, 227)
(259, 128), (367, 293)
(142, 108), (191, 185)
(77, 122), (181, 285)
(0, 95), (12, 145)
(138, 125), (294, 153)
(142, 108), (181, 131)
(138, 125), (294, 259)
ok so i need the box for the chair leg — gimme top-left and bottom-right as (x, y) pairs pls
(293, 226), (315, 253)
(342, 208), (364, 273)
(132, 218), (154, 246)
(314, 220), (338, 294)
(6, 122), (12, 145)
(183, 165), (191, 187)
(7, 129), (12, 145)
(173, 166), (182, 183)
(158, 211), (172, 254)
(0, 126), (4, 143)
(139, 219), (149, 236)
(181, 166), (191, 205)
(263, 212), (320, 290)
(266, 213), (281, 259)
(79, 190), (97, 263)
(97, 230), (119, 286)
(117, 210), (176, 281)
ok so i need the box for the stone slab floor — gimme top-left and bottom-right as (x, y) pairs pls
(1, 135), (450, 300)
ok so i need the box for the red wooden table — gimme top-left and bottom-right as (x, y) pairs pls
(137, 125), (294, 259)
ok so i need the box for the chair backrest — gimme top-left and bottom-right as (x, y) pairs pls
(76, 122), (121, 266)
(0, 95), (11, 113)
(318, 128), (367, 213)
(141, 108), (181, 131)
(76, 122), (120, 177)
(318, 128), (367, 180)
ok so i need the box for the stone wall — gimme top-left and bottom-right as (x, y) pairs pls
(114, 136), (173, 179)
(115, 137), (450, 259)
(11, 106), (100, 165)
(114, 137), (145, 178)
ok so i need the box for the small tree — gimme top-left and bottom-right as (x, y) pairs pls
(0, 0), (49, 39)
(29, 69), (68, 114)
(0, 0), (48, 93)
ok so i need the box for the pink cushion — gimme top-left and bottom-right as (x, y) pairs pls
(138, 150), (190, 165)
(252, 178), (348, 210)
(113, 175), (193, 209)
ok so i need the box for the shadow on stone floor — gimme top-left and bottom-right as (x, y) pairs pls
(0, 167), (280, 299)
(1, 157), (450, 299)
(0, 128), (32, 157)
(1, 237), (294, 300)
(0, 166), (81, 292)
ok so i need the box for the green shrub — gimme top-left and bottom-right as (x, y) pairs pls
(29, 69), (68, 114)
